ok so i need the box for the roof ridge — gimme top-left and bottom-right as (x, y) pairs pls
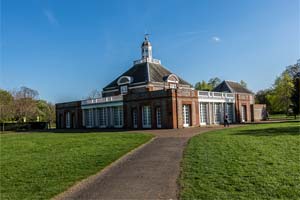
(224, 80), (234, 93)
(146, 62), (150, 82)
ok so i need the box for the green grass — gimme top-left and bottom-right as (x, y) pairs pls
(0, 132), (153, 200)
(180, 122), (300, 200)
(269, 114), (299, 120)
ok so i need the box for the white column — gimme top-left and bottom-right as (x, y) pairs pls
(211, 103), (214, 124)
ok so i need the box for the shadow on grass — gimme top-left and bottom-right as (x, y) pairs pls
(233, 125), (300, 137)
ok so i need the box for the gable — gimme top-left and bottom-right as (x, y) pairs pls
(213, 81), (253, 94)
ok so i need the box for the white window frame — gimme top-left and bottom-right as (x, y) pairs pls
(170, 83), (177, 89)
(86, 109), (93, 128)
(133, 109), (138, 128)
(183, 105), (190, 127)
(98, 107), (108, 128)
(142, 106), (152, 128)
(120, 85), (128, 95)
(66, 112), (71, 128)
(156, 107), (162, 128)
(200, 102), (208, 125)
(113, 106), (123, 128)
(214, 103), (221, 124)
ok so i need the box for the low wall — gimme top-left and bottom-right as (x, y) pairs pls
(0, 122), (49, 132)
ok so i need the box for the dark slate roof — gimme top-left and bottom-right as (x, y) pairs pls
(103, 62), (191, 90)
(212, 80), (253, 94)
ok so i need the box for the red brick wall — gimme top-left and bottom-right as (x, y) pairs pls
(56, 101), (82, 128)
(124, 89), (175, 129)
(235, 93), (254, 122)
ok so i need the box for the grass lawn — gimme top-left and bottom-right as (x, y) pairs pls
(0, 132), (153, 200)
(269, 114), (299, 120)
(180, 122), (300, 200)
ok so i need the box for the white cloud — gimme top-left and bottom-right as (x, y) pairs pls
(212, 36), (221, 42)
(43, 9), (58, 26)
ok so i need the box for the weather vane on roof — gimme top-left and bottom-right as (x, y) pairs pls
(144, 33), (150, 40)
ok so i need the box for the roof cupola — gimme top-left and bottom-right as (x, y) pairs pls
(141, 34), (152, 59)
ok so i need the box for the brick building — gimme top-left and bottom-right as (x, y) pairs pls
(56, 36), (266, 129)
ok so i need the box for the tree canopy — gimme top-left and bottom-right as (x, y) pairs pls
(256, 62), (299, 115)
(0, 87), (55, 123)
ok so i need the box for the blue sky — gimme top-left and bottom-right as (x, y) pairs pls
(1, 0), (299, 103)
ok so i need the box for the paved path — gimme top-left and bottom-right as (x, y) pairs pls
(55, 126), (232, 200)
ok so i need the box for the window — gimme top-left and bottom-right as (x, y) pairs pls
(97, 107), (107, 127)
(200, 103), (208, 124)
(170, 83), (177, 89)
(113, 106), (123, 128)
(142, 106), (151, 128)
(85, 109), (93, 128)
(214, 103), (221, 124)
(225, 103), (234, 123)
(133, 109), (138, 128)
(117, 76), (132, 85)
(156, 107), (162, 128)
(120, 85), (128, 94)
(182, 105), (190, 127)
(66, 112), (71, 128)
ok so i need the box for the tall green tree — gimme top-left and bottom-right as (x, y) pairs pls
(267, 72), (294, 114)
(285, 63), (300, 116)
(0, 89), (14, 122)
(195, 80), (212, 91)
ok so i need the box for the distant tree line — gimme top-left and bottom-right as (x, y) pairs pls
(255, 62), (300, 116)
(194, 77), (248, 91)
(0, 87), (55, 124)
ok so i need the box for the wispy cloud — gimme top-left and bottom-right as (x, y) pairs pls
(212, 36), (221, 43)
(43, 9), (58, 26)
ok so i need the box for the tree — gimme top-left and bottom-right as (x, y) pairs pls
(87, 89), (102, 99)
(195, 77), (221, 91)
(285, 63), (300, 116)
(195, 80), (212, 91)
(13, 86), (39, 99)
(36, 100), (55, 123)
(291, 73), (300, 116)
(267, 72), (294, 114)
(240, 80), (247, 88)
(255, 89), (272, 112)
(0, 89), (14, 122)
(13, 87), (39, 122)
(208, 77), (221, 89)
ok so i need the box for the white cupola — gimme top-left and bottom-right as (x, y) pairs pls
(141, 34), (152, 59)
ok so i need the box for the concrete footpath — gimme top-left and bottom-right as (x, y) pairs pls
(54, 126), (228, 200)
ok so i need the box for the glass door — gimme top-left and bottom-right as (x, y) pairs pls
(183, 105), (190, 127)
(200, 102), (208, 125)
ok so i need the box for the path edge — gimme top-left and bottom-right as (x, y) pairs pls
(52, 136), (157, 200)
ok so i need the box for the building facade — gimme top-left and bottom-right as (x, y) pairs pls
(56, 37), (266, 129)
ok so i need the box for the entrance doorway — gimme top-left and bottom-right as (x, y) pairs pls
(182, 105), (190, 127)
(200, 102), (208, 125)
(241, 105), (247, 122)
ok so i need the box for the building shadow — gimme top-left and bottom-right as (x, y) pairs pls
(232, 123), (300, 137)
